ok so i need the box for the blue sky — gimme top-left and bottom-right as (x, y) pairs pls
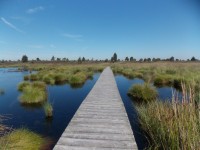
(0, 0), (200, 60)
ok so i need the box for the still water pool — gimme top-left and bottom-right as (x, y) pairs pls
(0, 69), (178, 149)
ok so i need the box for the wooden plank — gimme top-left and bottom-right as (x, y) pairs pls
(54, 67), (138, 150)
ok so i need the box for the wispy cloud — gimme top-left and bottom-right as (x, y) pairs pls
(28, 45), (44, 49)
(27, 6), (44, 14)
(1, 17), (24, 33)
(63, 33), (83, 41)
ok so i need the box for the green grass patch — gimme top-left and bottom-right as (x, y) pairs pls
(128, 83), (158, 102)
(29, 74), (39, 81)
(43, 102), (53, 118)
(18, 81), (47, 104)
(136, 100), (200, 149)
(0, 128), (45, 150)
(17, 81), (31, 91)
(69, 72), (87, 85)
(23, 75), (29, 81)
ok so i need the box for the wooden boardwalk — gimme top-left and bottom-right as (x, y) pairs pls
(54, 67), (138, 150)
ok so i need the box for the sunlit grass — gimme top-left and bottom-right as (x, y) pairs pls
(17, 81), (31, 91)
(0, 128), (45, 150)
(18, 81), (47, 104)
(136, 83), (200, 149)
(128, 83), (158, 102)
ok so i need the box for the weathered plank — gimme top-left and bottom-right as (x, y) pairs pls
(54, 67), (138, 150)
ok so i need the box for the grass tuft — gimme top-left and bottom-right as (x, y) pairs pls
(128, 83), (158, 102)
(17, 81), (31, 91)
(18, 81), (47, 104)
(43, 102), (53, 118)
(0, 128), (45, 150)
(69, 72), (87, 85)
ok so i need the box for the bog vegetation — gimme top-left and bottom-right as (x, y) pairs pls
(0, 128), (45, 150)
(1, 61), (200, 149)
(114, 62), (200, 149)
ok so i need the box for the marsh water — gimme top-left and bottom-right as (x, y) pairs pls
(0, 68), (178, 149)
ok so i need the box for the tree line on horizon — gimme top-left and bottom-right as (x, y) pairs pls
(0, 53), (199, 63)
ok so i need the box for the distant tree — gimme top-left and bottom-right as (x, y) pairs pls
(62, 58), (67, 61)
(57, 58), (61, 61)
(36, 58), (40, 61)
(139, 58), (143, 62)
(22, 55), (28, 63)
(82, 57), (85, 62)
(130, 57), (134, 61)
(170, 56), (174, 61)
(147, 58), (151, 62)
(105, 59), (108, 62)
(111, 57), (114, 62)
(156, 58), (161, 62)
(191, 56), (196, 61)
(152, 58), (156, 62)
(113, 53), (117, 62)
(125, 57), (129, 61)
(78, 57), (82, 63)
(176, 59), (179, 62)
(144, 58), (147, 62)
(51, 56), (55, 61)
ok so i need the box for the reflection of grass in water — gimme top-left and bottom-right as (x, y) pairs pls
(136, 83), (200, 149)
(70, 83), (84, 89)
(0, 128), (45, 150)
(0, 88), (5, 95)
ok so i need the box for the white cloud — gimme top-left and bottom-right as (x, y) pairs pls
(27, 6), (44, 14)
(1, 17), (24, 33)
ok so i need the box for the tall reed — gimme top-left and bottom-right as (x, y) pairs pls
(136, 82), (200, 149)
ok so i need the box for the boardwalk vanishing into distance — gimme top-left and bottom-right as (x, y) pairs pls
(54, 67), (138, 150)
